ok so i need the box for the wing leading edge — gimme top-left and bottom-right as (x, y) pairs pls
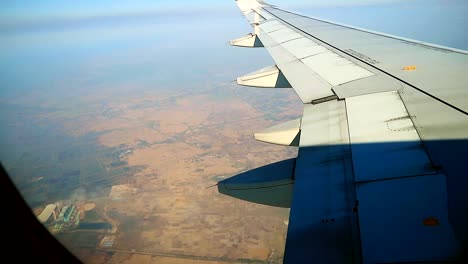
(219, 0), (468, 263)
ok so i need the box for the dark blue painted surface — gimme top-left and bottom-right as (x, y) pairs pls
(284, 144), (358, 264)
(281, 140), (468, 263)
(357, 174), (459, 263)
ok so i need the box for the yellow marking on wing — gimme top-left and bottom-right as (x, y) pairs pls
(403, 65), (417, 71)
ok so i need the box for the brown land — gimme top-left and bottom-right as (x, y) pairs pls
(36, 83), (302, 263)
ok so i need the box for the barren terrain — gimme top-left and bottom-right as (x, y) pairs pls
(37, 83), (302, 263)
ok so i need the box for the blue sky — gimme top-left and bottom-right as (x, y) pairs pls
(0, 0), (467, 99)
(2, 0), (465, 49)
(0, 0), (408, 20)
(1, 0), (226, 20)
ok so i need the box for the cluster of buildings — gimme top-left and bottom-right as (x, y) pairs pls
(36, 202), (81, 232)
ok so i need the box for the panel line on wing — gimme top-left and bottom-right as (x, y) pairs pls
(279, 36), (305, 44)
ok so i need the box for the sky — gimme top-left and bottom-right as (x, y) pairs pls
(0, 0), (467, 110)
(1, 0), (467, 48)
(0, 0), (404, 19)
(1, 0), (466, 20)
(0, 0), (466, 100)
(0, 0), (221, 19)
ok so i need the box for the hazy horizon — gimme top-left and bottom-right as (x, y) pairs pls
(1, 0), (467, 98)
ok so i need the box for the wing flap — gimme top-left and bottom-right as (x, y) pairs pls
(285, 100), (358, 263)
(356, 174), (460, 263)
(345, 91), (435, 182)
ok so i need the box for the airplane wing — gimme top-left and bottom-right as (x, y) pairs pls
(219, 0), (468, 263)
